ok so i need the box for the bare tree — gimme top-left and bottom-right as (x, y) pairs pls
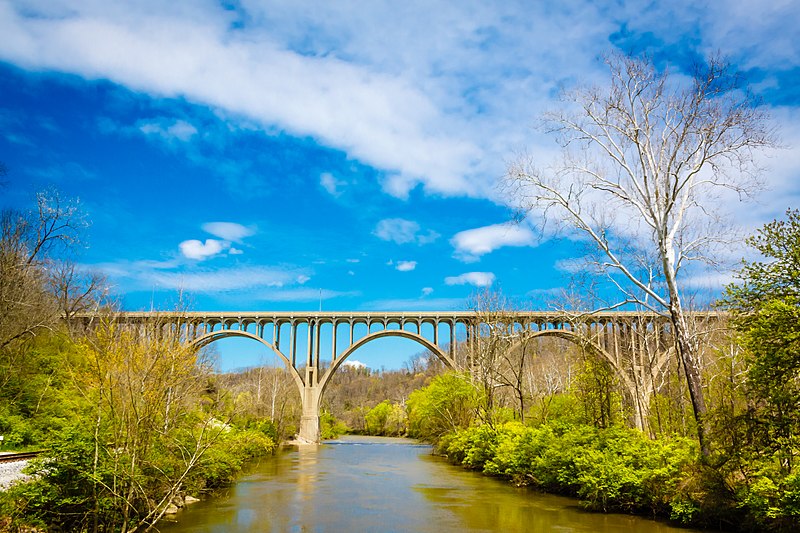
(507, 54), (776, 457)
(469, 289), (532, 422)
(49, 260), (108, 323)
(0, 189), (87, 350)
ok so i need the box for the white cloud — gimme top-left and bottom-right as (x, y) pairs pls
(421, 287), (434, 296)
(178, 223), (256, 261)
(444, 271), (495, 287)
(179, 238), (226, 260)
(682, 270), (736, 290)
(2, 1), (797, 213)
(138, 118), (197, 142)
(320, 172), (345, 197)
(396, 260), (417, 272)
(0, 3), (484, 197)
(128, 265), (307, 292)
(375, 218), (420, 244)
(296, 275), (311, 284)
(252, 287), (359, 302)
(451, 223), (536, 262)
(201, 222), (255, 242)
(374, 218), (439, 245)
(343, 359), (366, 369)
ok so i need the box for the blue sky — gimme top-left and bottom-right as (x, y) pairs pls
(2, 1), (799, 369)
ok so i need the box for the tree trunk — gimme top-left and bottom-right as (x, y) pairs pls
(670, 305), (710, 458)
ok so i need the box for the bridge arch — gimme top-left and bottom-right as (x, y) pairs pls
(511, 328), (673, 433)
(317, 329), (455, 396)
(509, 328), (636, 398)
(189, 329), (304, 390)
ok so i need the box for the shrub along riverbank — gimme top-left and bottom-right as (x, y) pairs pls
(401, 372), (800, 532)
(441, 423), (698, 518)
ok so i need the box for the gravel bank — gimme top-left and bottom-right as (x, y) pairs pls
(0, 460), (30, 490)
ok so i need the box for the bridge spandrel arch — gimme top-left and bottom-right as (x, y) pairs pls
(317, 329), (456, 397)
(188, 329), (304, 390)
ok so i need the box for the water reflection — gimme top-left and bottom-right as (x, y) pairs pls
(160, 436), (711, 533)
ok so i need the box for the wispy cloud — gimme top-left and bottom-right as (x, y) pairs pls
(201, 222), (256, 242)
(1, 1), (797, 209)
(92, 260), (310, 294)
(451, 223), (536, 262)
(395, 260), (417, 272)
(444, 271), (495, 287)
(362, 297), (466, 311)
(374, 218), (439, 245)
(138, 118), (197, 142)
(320, 172), (346, 197)
(251, 287), (360, 302)
(145, 267), (304, 292)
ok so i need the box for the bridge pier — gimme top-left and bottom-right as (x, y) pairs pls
(298, 368), (322, 443)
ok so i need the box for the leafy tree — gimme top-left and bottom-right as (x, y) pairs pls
(364, 400), (406, 436)
(727, 209), (800, 474)
(407, 372), (482, 442)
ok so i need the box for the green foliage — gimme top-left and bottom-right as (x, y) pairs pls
(0, 333), (85, 449)
(194, 428), (276, 490)
(727, 208), (800, 311)
(441, 420), (698, 515)
(406, 372), (481, 442)
(526, 393), (585, 427)
(5, 424), (117, 531)
(440, 423), (499, 469)
(319, 410), (348, 440)
(364, 400), (392, 435)
(364, 400), (407, 436)
(725, 208), (800, 469)
(718, 208), (800, 530)
(741, 299), (800, 464)
(574, 356), (623, 429)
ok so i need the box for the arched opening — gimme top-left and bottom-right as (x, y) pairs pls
(318, 332), (450, 436)
(192, 331), (303, 441)
(506, 329), (651, 432)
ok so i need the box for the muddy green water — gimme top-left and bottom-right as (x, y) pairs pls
(159, 435), (707, 532)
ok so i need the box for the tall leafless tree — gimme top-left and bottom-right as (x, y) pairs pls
(507, 54), (777, 457)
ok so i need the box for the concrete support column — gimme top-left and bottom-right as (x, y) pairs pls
(298, 368), (321, 443)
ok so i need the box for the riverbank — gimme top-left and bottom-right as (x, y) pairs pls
(435, 422), (754, 531)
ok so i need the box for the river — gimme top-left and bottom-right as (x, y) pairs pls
(159, 435), (708, 532)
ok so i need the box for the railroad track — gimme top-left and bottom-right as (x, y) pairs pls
(0, 451), (42, 463)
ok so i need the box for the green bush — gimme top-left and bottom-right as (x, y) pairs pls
(407, 372), (481, 442)
(194, 427), (276, 490)
(440, 420), (699, 516)
(320, 410), (348, 440)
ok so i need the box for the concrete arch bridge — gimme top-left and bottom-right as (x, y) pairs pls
(99, 310), (723, 442)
